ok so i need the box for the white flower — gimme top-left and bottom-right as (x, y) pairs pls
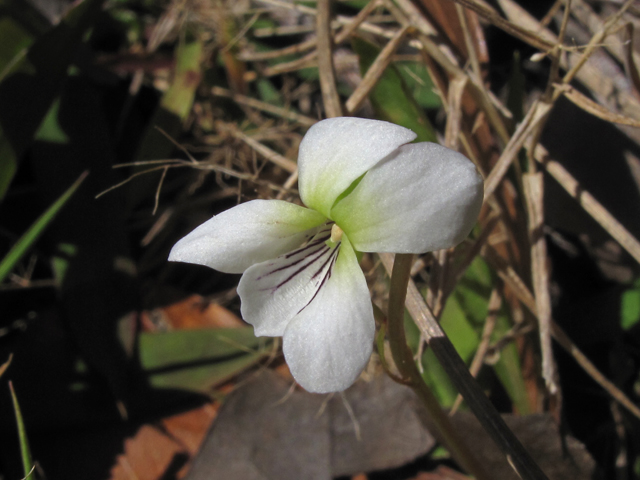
(169, 117), (483, 393)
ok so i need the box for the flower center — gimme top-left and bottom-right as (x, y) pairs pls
(330, 224), (343, 243)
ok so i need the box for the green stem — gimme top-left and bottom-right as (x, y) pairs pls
(387, 253), (492, 480)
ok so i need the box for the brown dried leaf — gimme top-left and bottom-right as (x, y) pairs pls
(184, 371), (435, 480)
(109, 403), (218, 480)
(141, 295), (244, 331)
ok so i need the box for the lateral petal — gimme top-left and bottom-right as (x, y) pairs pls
(331, 143), (483, 253)
(282, 236), (374, 393)
(298, 117), (416, 217)
(168, 199), (327, 274)
(238, 225), (338, 337)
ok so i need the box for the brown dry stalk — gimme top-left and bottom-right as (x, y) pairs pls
(455, 3), (482, 79)
(550, 322), (640, 420)
(392, 0), (437, 35)
(447, 214), (500, 296)
(557, 84), (640, 127)
(483, 245), (640, 420)
(426, 249), (448, 319)
(316, 0), (343, 118)
(496, 0), (640, 136)
(379, 253), (549, 480)
(264, 0), (382, 76)
(240, 37), (320, 61)
(533, 144), (640, 265)
(570, 0), (625, 64)
(220, 124), (298, 173)
(483, 245), (537, 313)
(275, 170), (299, 200)
(444, 76), (468, 150)
(560, 0), (636, 86)
(450, 288), (502, 414)
(211, 86), (317, 127)
(253, 24), (317, 37)
(483, 100), (553, 199)
(523, 172), (558, 394)
(539, 0), (564, 30)
(444, 0), (555, 51)
(344, 24), (410, 113)
(622, 23), (640, 98)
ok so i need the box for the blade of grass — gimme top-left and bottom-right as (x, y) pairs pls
(0, 354), (13, 378)
(0, 171), (87, 283)
(9, 381), (33, 479)
(451, 288), (501, 414)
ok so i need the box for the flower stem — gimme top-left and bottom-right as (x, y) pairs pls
(387, 253), (492, 480)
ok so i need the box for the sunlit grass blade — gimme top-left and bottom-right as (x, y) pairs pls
(0, 171), (87, 283)
(139, 327), (270, 394)
(9, 381), (34, 479)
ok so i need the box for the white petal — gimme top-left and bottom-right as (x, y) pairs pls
(298, 117), (416, 217)
(331, 143), (484, 253)
(168, 199), (327, 274)
(282, 236), (374, 393)
(238, 225), (338, 336)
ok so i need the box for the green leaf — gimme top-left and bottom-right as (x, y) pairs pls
(139, 327), (269, 394)
(420, 281), (480, 407)
(34, 97), (69, 144)
(0, 17), (33, 80)
(160, 36), (204, 121)
(0, 171), (87, 283)
(421, 256), (531, 413)
(421, 348), (459, 407)
(492, 312), (531, 414)
(9, 382), (34, 479)
(257, 78), (283, 106)
(126, 34), (204, 210)
(396, 62), (442, 109)
(621, 278), (640, 330)
(51, 243), (77, 286)
(352, 36), (437, 142)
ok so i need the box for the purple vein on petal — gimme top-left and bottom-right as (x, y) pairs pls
(295, 245), (340, 315)
(273, 245), (331, 288)
(261, 242), (329, 278)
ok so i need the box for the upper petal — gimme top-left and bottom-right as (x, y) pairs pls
(238, 225), (338, 337)
(168, 199), (327, 273)
(282, 236), (375, 393)
(331, 143), (484, 253)
(298, 117), (416, 217)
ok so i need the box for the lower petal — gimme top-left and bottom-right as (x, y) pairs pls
(238, 225), (338, 337)
(169, 199), (327, 273)
(282, 236), (374, 393)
